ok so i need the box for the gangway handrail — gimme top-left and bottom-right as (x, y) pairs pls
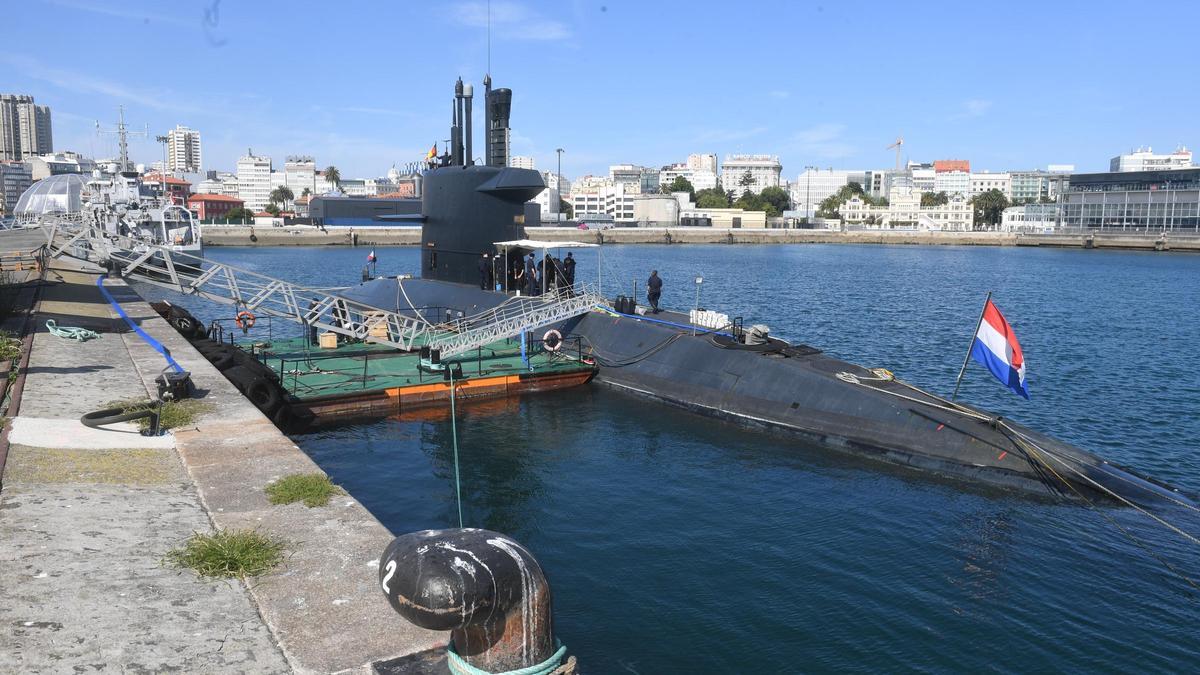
(42, 223), (436, 352)
(41, 222), (606, 357)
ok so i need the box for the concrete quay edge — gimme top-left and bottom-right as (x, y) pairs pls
(200, 223), (1200, 251)
(100, 275), (447, 672)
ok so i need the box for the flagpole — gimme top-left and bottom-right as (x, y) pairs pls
(952, 291), (991, 401)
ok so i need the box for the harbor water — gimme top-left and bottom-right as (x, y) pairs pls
(140, 243), (1200, 672)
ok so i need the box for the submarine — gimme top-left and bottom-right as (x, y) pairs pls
(341, 76), (1192, 508)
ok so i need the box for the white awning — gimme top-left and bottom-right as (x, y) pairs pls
(492, 239), (599, 248)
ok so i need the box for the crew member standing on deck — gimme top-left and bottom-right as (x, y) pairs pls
(478, 253), (490, 290)
(647, 270), (663, 313)
(544, 254), (558, 293)
(563, 252), (576, 288)
(524, 253), (539, 296)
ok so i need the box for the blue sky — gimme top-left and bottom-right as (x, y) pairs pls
(7, 0), (1199, 180)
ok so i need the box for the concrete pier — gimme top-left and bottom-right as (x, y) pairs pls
(0, 252), (446, 672)
(200, 224), (1200, 252)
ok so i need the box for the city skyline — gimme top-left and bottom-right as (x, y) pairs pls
(6, 1), (1200, 179)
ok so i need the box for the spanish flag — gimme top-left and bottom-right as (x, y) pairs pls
(426, 143), (437, 160)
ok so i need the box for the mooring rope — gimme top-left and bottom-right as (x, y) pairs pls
(836, 366), (1200, 590)
(46, 319), (99, 342)
(449, 366), (464, 529)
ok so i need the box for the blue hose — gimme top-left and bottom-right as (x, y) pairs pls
(96, 275), (184, 373)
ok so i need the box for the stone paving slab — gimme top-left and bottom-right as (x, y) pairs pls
(1, 259), (290, 674)
(9, 417), (175, 450)
(20, 268), (148, 418)
(0, 481), (289, 674)
(4, 257), (448, 673)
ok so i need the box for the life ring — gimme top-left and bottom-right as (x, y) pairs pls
(543, 329), (562, 351)
(235, 311), (256, 330)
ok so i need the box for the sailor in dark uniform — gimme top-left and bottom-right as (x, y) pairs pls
(524, 253), (538, 296)
(563, 252), (576, 287)
(478, 253), (490, 290)
(647, 270), (663, 313)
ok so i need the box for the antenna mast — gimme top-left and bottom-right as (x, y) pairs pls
(96, 105), (148, 172)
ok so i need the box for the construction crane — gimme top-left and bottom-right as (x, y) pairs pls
(886, 136), (904, 172)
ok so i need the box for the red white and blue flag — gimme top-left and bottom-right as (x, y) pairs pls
(969, 299), (1030, 399)
(367, 250), (377, 263)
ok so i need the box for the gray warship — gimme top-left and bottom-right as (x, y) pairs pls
(331, 76), (1192, 508)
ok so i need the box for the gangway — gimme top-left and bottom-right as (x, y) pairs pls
(42, 223), (605, 357)
(429, 284), (604, 357)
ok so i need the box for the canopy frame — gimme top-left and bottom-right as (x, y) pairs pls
(493, 239), (602, 296)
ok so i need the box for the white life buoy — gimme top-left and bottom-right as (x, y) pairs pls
(543, 329), (562, 351)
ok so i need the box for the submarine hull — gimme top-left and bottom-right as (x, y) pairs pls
(342, 277), (1188, 505)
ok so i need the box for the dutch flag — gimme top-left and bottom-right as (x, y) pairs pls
(969, 299), (1029, 399)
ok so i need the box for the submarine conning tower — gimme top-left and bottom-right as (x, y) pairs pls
(421, 76), (545, 285)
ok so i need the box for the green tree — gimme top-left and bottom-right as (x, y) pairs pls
(269, 186), (295, 210)
(759, 186), (791, 215)
(323, 165), (341, 191)
(225, 206), (255, 222)
(970, 188), (1010, 229)
(817, 184), (868, 218)
(263, 203), (281, 216)
(301, 187), (311, 198)
(738, 170), (755, 190)
(559, 198), (574, 219)
(661, 176), (696, 201)
(920, 191), (949, 207)
(696, 191), (729, 209)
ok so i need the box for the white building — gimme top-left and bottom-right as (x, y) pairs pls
(840, 187), (973, 231)
(934, 170), (970, 196)
(571, 179), (636, 224)
(609, 164), (644, 189)
(660, 162), (718, 192)
(510, 155), (535, 170)
(28, 152), (95, 180)
(196, 171), (239, 197)
(721, 154), (782, 195)
(789, 168), (866, 219)
(687, 153), (718, 173)
(1001, 204), (1060, 232)
(910, 164), (936, 193)
(283, 156), (316, 198)
(166, 125), (202, 173)
(1110, 146), (1192, 172)
(236, 151), (272, 211)
(632, 193), (680, 226)
(969, 172), (1012, 198)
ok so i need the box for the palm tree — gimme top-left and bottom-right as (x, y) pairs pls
(323, 165), (341, 192)
(269, 186), (295, 211)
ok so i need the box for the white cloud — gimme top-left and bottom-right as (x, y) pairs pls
(769, 90), (790, 100)
(450, 1), (572, 41)
(2, 54), (204, 115)
(790, 123), (855, 159)
(40, 0), (192, 28)
(949, 98), (993, 120)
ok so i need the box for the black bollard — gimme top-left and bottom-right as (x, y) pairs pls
(379, 528), (569, 673)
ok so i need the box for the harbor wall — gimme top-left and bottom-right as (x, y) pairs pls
(1, 255), (444, 671)
(201, 225), (1200, 252)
